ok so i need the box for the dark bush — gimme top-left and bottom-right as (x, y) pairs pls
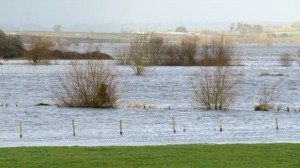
(0, 29), (24, 59)
(179, 36), (198, 66)
(199, 36), (238, 66)
(48, 50), (113, 60)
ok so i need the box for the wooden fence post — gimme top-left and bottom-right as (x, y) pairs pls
(72, 119), (76, 136)
(172, 117), (176, 133)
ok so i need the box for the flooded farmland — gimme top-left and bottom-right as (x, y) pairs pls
(0, 45), (300, 147)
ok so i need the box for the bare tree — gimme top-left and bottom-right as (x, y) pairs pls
(162, 44), (181, 66)
(147, 35), (164, 65)
(26, 36), (54, 64)
(199, 36), (239, 66)
(128, 34), (149, 75)
(279, 53), (293, 66)
(192, 66), (238, 110)
(192, 68), (215, 110)
(56, 59), (118, 108)
(113, 44), (130, 65)
(254, 85), (276, 111)
(179, 36), (198, 65)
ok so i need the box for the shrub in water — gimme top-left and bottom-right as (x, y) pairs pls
(56, 60), (118, 108)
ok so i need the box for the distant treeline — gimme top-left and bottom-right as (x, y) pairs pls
(230, 22), (264, 34)
(114, 34), (239, 67)
(0, 29), (113, 60)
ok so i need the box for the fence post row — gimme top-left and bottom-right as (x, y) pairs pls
(16, 117), (284, 138)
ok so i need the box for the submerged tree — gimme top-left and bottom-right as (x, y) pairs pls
(147, 35), (164, 65)
(179, 36), (198, 66)
(254, 85), (276, 111)
(192, 66), (238, 110)
(128, 34), (149, 75)
(57, 60), (118, 108)
(199, 36), (239, 66)
(26, 36), (53, 64)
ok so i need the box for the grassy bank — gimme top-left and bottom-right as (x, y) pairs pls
(0, 144), (299, 168)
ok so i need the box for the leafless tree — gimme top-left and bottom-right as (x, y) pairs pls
(162, 44), (181, 66)
(279, 53), (293, 66)
(147, 35), (164, 65)
(113, 44), (130, 65)
(128, 34), (149, 75)
(192, 68), (215, 110)
(199, 36), (239, 66)
(192, 66), (238, 110)
(254, 85), (276, 111)
(56, 59), (118, 108)
(179, 36), (198, 65)
(26, 36), (54, 64)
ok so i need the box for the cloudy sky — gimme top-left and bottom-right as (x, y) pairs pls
(0, 0), (299, 26)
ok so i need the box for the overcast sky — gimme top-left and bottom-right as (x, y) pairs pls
(0, 0), (299, 26)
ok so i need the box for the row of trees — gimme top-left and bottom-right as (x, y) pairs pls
(22, 36), (112, 64)
(113, 34), (239, 75)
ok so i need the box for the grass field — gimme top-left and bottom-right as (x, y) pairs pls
(5, 30), (300, 44)
(0, 144), (299, 168)
(273, 30), (300, 35)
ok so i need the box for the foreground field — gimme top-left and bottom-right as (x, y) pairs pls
(0, 144), (299, 168)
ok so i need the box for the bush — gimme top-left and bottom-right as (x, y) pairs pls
(179, 36), (198, 66)
(127, 34), (149, 75)
(162, 44), (182, 66)
(113, 45), (130, 65)
(192, 67), (238, 110)
(254, 85), (276, 111)
(199, 36), (239, 66)
(279, 53), (293, 66)
(57, 60), (118, 108)
(0, 29), (24, 59)
(26, 36), (54, 64)
(147, 36), (164, 65)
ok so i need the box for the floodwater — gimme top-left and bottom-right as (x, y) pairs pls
(0, 45), (300, 147)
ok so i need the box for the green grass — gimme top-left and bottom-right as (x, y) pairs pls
(0, 144), (299, 168)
